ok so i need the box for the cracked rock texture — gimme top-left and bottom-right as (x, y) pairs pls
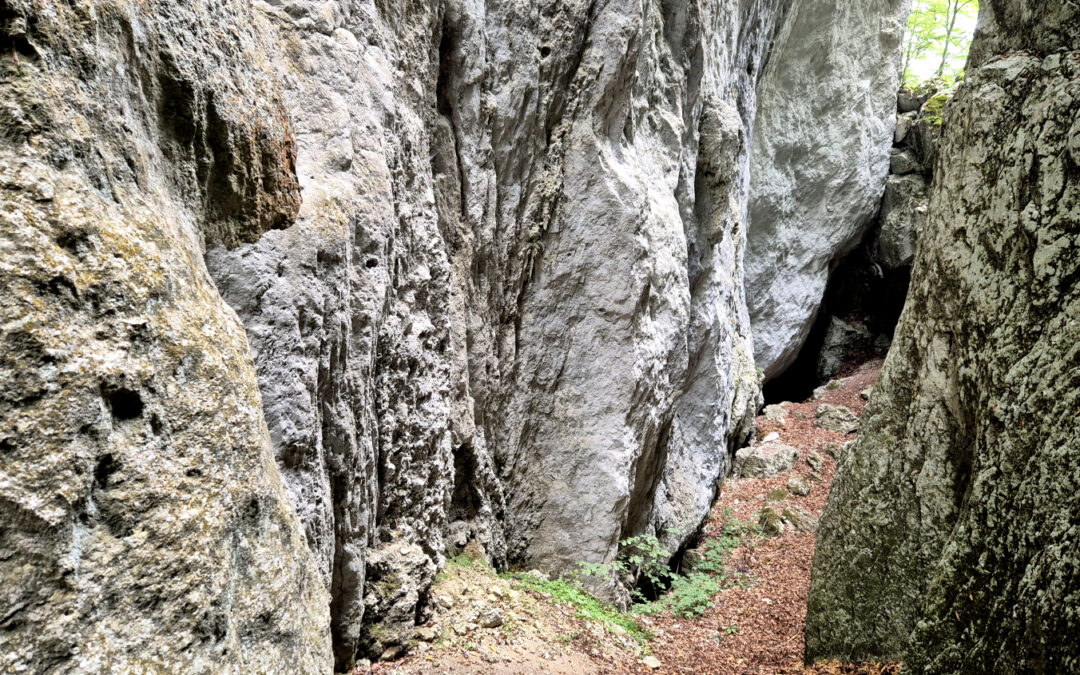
(0, 0), (911, 670)
(0, 0), (331, 672)
(808, 2), (1080, 671)
(746, 0), (909, 379)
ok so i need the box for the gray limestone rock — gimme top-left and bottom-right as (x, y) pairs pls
(808, 4), (1080, 670)
(0, 0), (921, 669)
(787, 475), (811, 497)
(736, 442), (800, 479)
(874, 174), (930, 269)
(759, 507), (785, 536)
(781, 506), (819, 533)
(889, 149), (923, 175)
(814, 405), (860, 434)
(816, 317), (875, 381)
(747, 0), (909, 379)
(0, 1), (331, 672)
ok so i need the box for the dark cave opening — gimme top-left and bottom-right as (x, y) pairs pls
(763, 241), (912, 406)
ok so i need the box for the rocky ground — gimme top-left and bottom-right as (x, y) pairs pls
(359, 360), (893, 675)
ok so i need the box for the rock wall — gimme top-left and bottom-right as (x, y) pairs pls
(0, 0), (912, 671)
(807, 2), (1080, 670)
(746, 0), (909, 380)
(209, 0), (795, 662)
(0, 0), (331, 672)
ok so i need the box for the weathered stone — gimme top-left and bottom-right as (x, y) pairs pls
(809, 5), (1080, 670)
(787, 475), (811, 497)
(889, 148), (923, 175)
(895, 112), (918, 144)
(875, 171), (931, 271)
(763, 404), (789, 426)
(735, 442), (800, 479)
(781, 506), (819, 533)
(747, 0), (909, 379)
(478, 609), (504, 629)
(815, 405), (860, 434)
(767, 488), (791, 502)
(414, 626), (440, 642)
(759, 507), (785, 537)
(0, 2), (331, 673)
(822, 441), (854, 461)
(816, 317), (875, 381)
(0, 0), (922, 668)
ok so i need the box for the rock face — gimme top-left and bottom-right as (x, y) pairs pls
(807, 2), (1080, 670)
(0, 1), (331, 672)
(746, 0), (909, 379)
(0, 0), (913, 670)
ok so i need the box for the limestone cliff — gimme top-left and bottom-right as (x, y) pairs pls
(0, 0), (910, 671)
(0, 0), (330, 671)
(807, 1), (1080, 670)
(747, 0), (909, 379)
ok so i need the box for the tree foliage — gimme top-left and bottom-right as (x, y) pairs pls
(903, 0), (979, 85)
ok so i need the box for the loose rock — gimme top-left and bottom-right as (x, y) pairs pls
(736, 442), (800, 478)
(787, 475), (811, 497)
(815, 405), (861, 434)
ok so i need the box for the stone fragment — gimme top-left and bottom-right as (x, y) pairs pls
(763, 404), (788, 426)
(782, 506), (819, 533)
(479, 610), (504, 629)
(735, 442), (800, 478)
(759, 507), (785, 536)
(767, 488), (790, 502)
(815, 405), (861, 434)
(817, 318), (874, 381)
(414, 626), (440, 642)
(787, 475), (811, 497)
(890, 149), (923, 175)
(822, 441), (854, 460)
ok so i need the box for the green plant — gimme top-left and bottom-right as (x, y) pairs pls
(903, 0), (979, 85)
(504, 573), (652, 641)
(633, 512), (759, 618)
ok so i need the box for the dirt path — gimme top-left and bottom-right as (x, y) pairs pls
(364, 360), (887, 675)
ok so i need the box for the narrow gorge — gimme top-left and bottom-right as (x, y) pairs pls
(0, 0), (1076, 673)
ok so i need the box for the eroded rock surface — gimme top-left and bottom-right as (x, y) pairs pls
(0, 0), (915, 670)
(747, 0), (909, 379)
(0, 1), (330, 672)
(808, 2), (1080, 670)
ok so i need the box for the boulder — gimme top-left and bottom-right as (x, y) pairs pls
(763, 404), (788, 426)
(889, 149), (923, 175)
(746, 0), (909, 379)
(875, 174), (930, 269)
(759, 508), (785, 537)
(815, 405), (861, 434)
(735, 442), (801, 479)
(782, 507), (819, 533)
(822, 441), (854, 461)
